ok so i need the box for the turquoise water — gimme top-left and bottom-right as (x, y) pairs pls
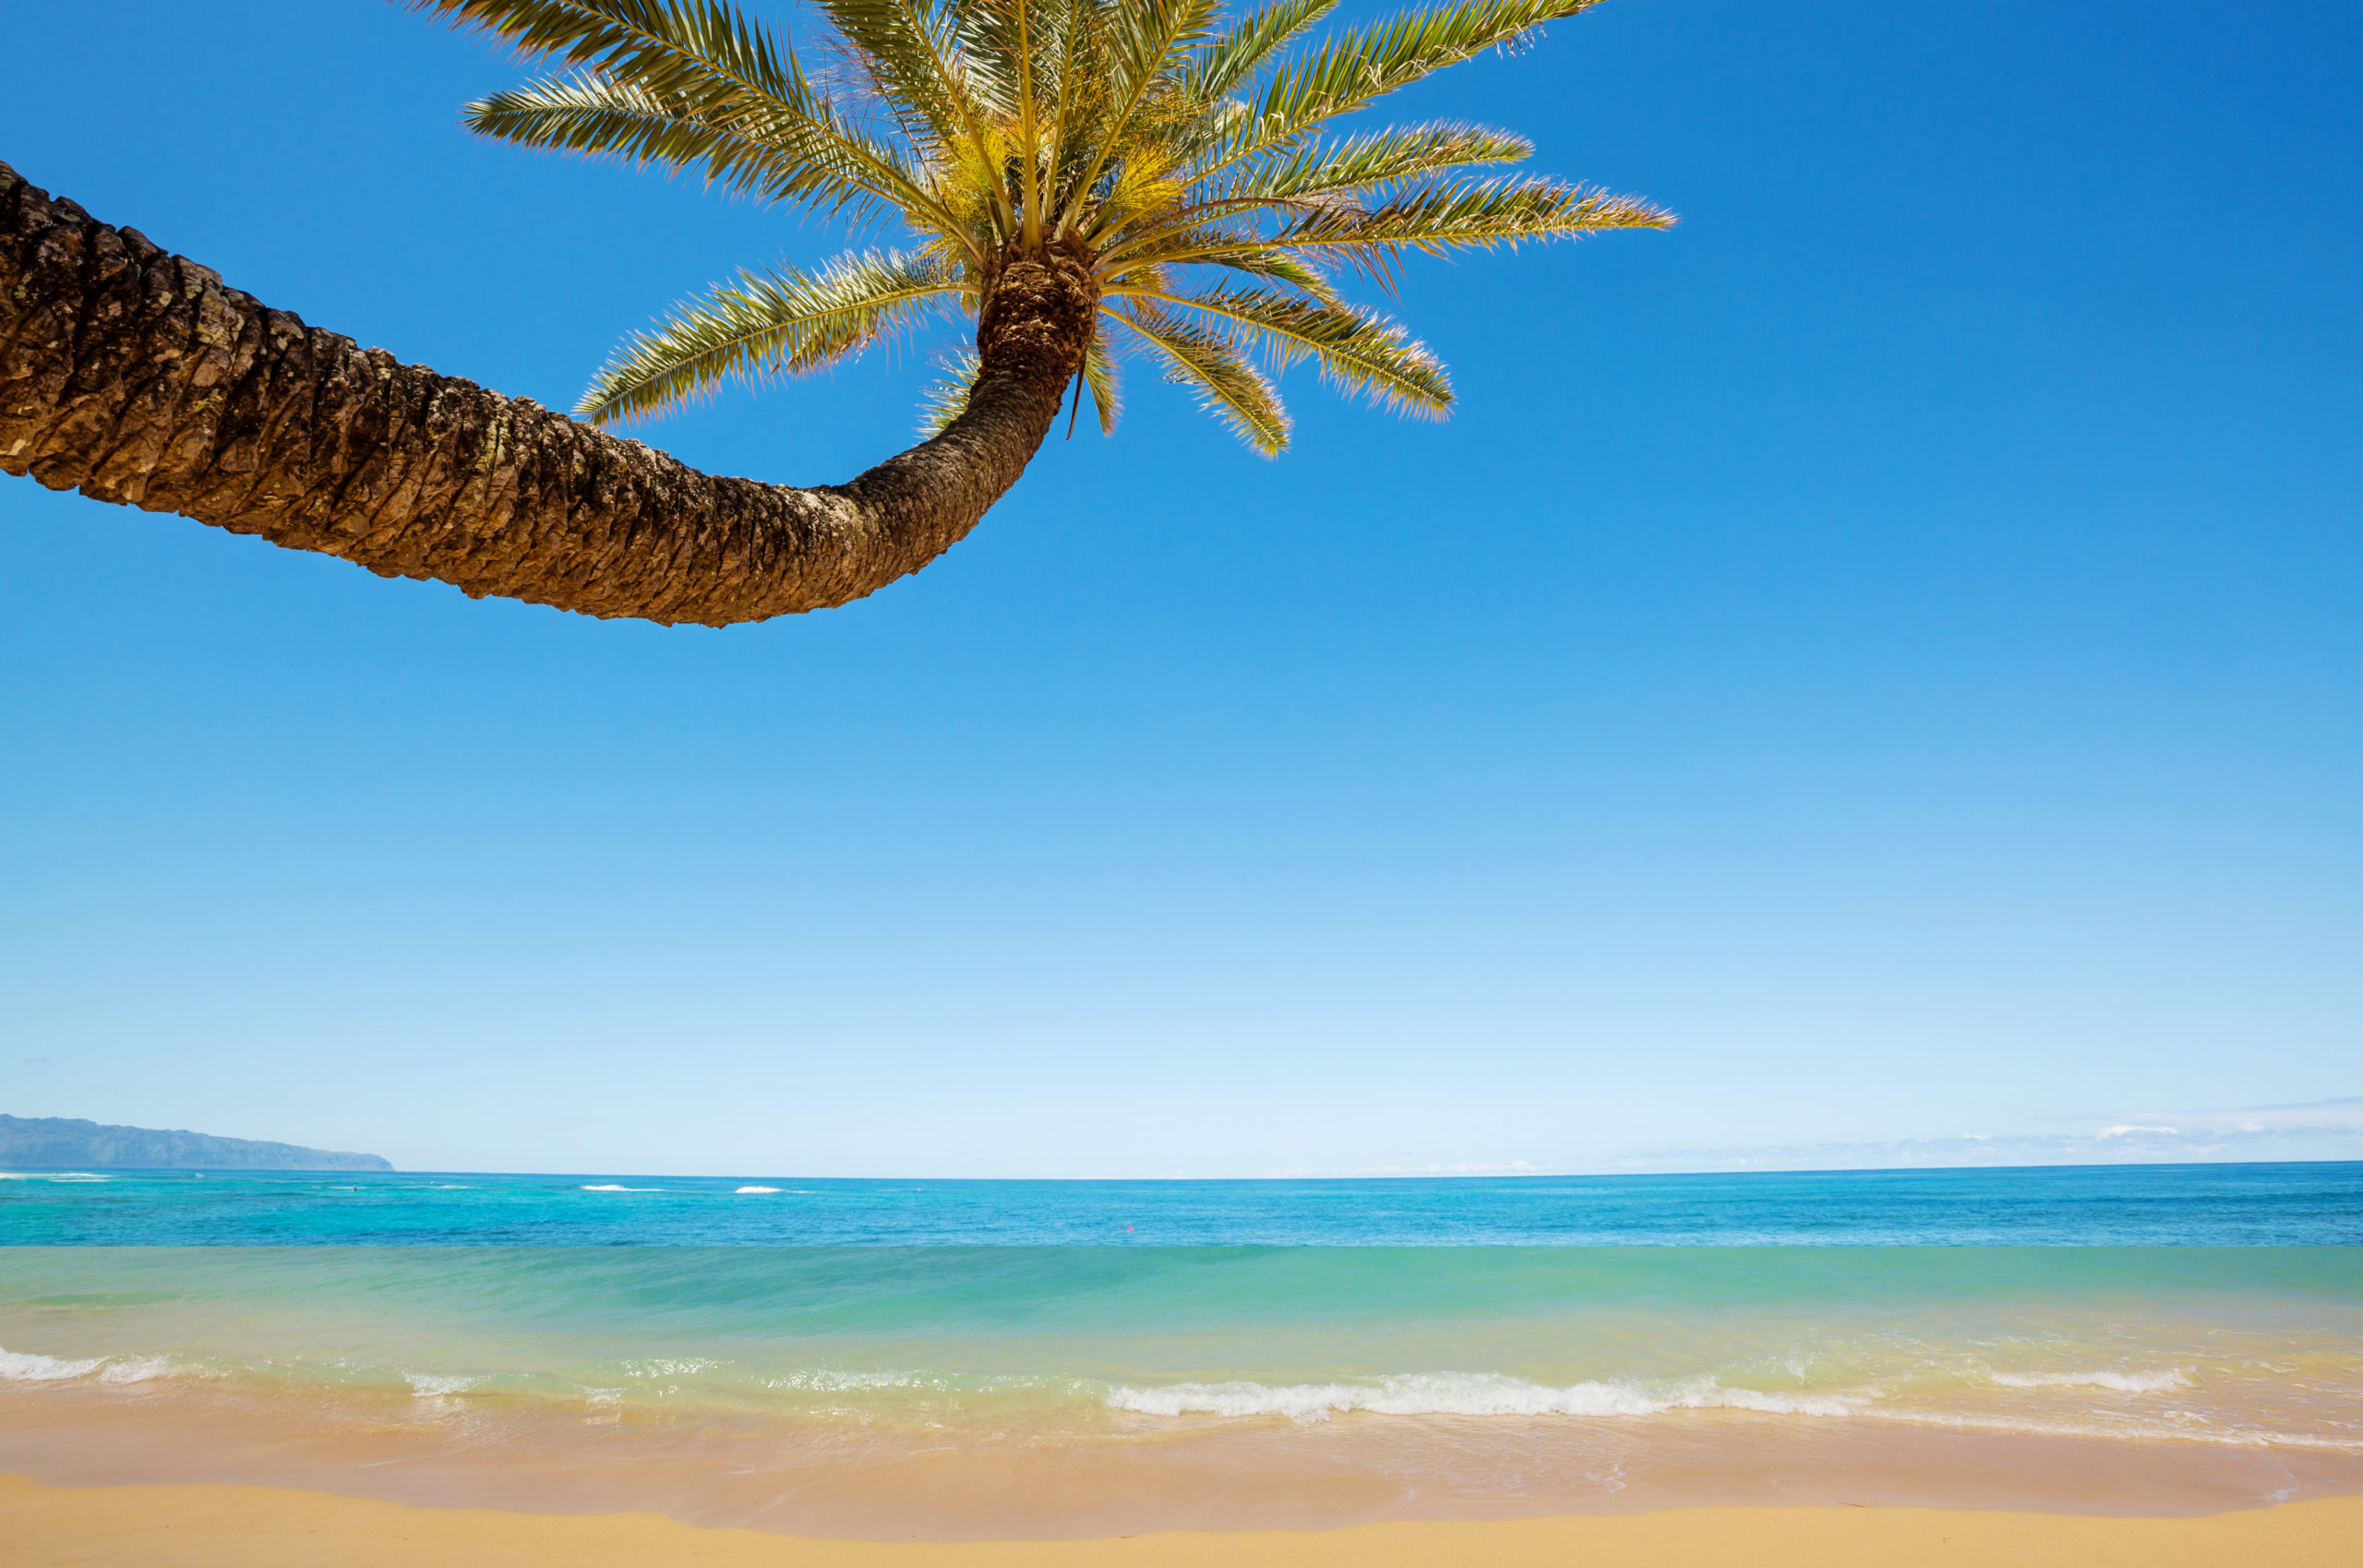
(5, 1244), (2360, 1460)
(4, 1161), (2359, 1245)
(4, 1166), (2359, 1526)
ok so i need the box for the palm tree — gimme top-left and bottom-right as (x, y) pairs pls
(0, 0), (1667, 626)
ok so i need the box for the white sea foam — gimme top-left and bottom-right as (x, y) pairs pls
(764, 1369), (942, 1393)
(736, 1186), (782, 1194)
(619, 1358), (724, 1379)
(97, 1357), (175, 1384)
(1105, 1372), (1859, 1424)
(1865, 1404), (2363, 1452)
(404, 1372), (480, 1397)
(0, 1347), (104, 1382)
(1988, 1368), (2192, 1393)
(580, 1185), (659, 1192)
(0, 1171), (108, 1181)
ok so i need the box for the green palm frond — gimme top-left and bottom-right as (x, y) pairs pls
(1181, 0), (1337, 104)
(813, 0), (985, 149)
(583, 249), (960, 424)
(1144, 285), (1450, 414)
(1274, 176), (1674, 267)
(1189, 245), (1341, 302)
(1110, 301), (1289, 454)
(1104, 227), (1338, 301)
(413, 0), (811, 112)
(462, 71), (886, 220)
(1054, 0), (1229, 231)
(1096, 123), (1531, 265)
(918, 344), (984, 436)
(425, 0), (974, 245)
(1200, 0), (1611, 177)
(1226, 123), (1532, 204)
(1081, 332), (1123, 434)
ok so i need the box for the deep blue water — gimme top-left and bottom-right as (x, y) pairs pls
(3, 1161), (2357, 1245)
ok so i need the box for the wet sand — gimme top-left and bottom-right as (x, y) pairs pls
(6, 1381), (2359, 1539)
(6, 1474), (2360, 1568)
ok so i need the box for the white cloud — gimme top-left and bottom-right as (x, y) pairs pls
(1253, 1098), (2363, 1179)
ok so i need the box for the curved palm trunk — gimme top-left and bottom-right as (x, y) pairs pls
(0, 162), (1094, 628)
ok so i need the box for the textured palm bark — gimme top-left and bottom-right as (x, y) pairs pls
(0, 162), (1095, 627)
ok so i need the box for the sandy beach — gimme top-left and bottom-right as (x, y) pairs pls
(6, 1475), (2359, 1568)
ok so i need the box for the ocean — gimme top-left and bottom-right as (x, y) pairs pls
(3, 1164), (2359, 1534)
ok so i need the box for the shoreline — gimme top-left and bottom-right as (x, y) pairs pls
(11, 1382), (2360, 1538)
(6, 1475), (2361, 1567)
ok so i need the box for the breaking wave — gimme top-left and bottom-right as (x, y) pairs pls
(1105, 1371), (1860, 1424)
(0, 1347), (104, 1382)
(1, 1346), (178, 1383)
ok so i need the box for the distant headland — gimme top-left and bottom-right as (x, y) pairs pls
(0, 1115), (392, 1171)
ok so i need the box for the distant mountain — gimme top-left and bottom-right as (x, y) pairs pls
(0, 1115), (392, 1171)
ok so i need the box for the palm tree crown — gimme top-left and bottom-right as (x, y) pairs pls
(418, 0), (1671, 456)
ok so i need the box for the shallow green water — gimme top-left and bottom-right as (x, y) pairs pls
(5, 1246), (2358, 1451)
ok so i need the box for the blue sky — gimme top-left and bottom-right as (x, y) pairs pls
(3, 0), (2357, 1176)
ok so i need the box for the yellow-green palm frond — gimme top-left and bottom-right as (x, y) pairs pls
(1147, 285), (1449, 415)
(1055, 0), (1229, 230)
(411, 0), (806, 106)
(1181, 0), (1337, 104)
(1081, 332), (1123, 434)
(1110, 229), (1339, 302)
(1226, 123), (1531, 205)
(1097, 123), (1530, 265)
(1273, 175), (1674, 273)
(462, 71), (897, 221)
(1110, 301), (1289, 455)
(1201, 0), (1611, 176)
(812, 0), (985, 150)
(1042, 0), (1121, 175)
(423, 0), (976, 248)
(1086, 140), (1189, 239)
(1193, 245), (1340, 301)
(918, 344), (984, 436)
(583, 249), (962, 425)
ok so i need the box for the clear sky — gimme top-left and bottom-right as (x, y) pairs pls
(3, 0), (2357, 1176)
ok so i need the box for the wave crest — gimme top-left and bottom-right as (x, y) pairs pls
(0, 1347), (104, 1382)
(1989, 1368), (2191, 1393)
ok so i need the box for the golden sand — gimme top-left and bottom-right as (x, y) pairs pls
(4, 1474), (2358, 1568)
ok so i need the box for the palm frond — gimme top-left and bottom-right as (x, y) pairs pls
(1081, 331), (1123, 434)
(426, 0), (976, 248)
(1146, 285), (1449, 414)
(1110, 301), (1289, 455)
(412, 0), (808, 109)
(1054, 0), (1227, 230)
(1096, 122), (1529, 263)
(1109, 233), (1338, 303)
(1228, 122), (1530, 202)
(1273, 176), (1673, 267)
(1181, 0), (1337, 104)
(582, 249), (960, 424)
(918, 344), (983, 436)
(1200, 0), (1610, 177)
(462, 71), (881, 219)
(814, 0), (988, 150)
